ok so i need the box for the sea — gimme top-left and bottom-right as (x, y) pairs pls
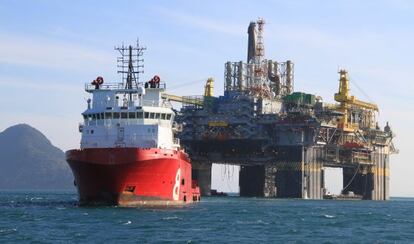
(0, 191), (413, 243)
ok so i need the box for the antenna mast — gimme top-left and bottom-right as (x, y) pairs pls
(115, 40), (146, 92)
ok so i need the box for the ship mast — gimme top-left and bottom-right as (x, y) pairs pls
(115, 40), (146, 100)
(126, 46), (134, 90)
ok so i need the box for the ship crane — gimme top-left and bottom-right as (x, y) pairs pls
(334, 69), (378, 132)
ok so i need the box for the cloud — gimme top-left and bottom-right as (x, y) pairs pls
(350, 67), (414, 99)
(0, 76), (80, 93)
(266, 25), (347, 49)
(0, 33), (113, 72)
(153, 6), (245, 36)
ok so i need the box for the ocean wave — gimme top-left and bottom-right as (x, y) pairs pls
(235, 219), (270, 225)
(0, 228), (17, 234)
(123, 220), (132, 225)
(162, 216), (179, 220)
(30, 197), (43, 201)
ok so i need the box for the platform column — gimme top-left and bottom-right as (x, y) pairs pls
(275, 161), (303, 198)
(303, 147), (324, 199)
(343, 165), (373, 199)
(384, 155), (390, 200)
(192, 161), (212, 196)
(239, 165), (265, 197)
(263, 165), (277, 197)
(273, 146), (304, 198)
(370, 149), (390, 200)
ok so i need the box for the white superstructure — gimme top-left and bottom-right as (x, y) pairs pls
(80, 80), (178, 149)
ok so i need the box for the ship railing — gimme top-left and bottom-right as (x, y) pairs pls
(85, 82), (125, 91)
(83, 118), (172, 127)
(173, 138), (180, 146)
(143, 82), (166, 90)
(85, 82), (166, 92)
(92, 99), (171, 108)
(141, 100), (163, 107)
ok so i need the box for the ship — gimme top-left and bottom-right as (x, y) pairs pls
(66, 42), (201, 206)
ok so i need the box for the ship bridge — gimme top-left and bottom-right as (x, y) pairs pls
(79, 43), (179, 150)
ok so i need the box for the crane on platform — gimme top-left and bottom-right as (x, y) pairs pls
(334, 69), (378, 131)
(161, 78), (214, 106)
(204, 78), (214, 97)
(161, 93), (204, 106)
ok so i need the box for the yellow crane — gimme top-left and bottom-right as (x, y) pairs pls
(161, 93), (204, 106)
(334, 70), (378, 131)
(204, 78), (214, 97)
(162, 78), (214, 106)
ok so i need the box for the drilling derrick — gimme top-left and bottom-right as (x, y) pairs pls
(226, 18), (293, 99)
(255, 18), (265, 60)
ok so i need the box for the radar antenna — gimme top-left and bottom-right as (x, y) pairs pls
(115, 40), (146, 98)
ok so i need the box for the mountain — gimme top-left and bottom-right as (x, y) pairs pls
(0, 124), (74, 190)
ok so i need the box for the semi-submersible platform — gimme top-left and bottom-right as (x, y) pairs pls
(170, 19), (398, 200)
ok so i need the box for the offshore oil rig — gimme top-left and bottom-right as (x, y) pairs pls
(173, 18), (398, 200)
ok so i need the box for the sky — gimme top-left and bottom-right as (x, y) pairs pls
(1, 0), (413, 196)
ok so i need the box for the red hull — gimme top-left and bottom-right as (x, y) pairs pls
(66, 148), (200, 206)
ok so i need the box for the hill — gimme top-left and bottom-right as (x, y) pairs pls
(0, 124), (74, 190)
